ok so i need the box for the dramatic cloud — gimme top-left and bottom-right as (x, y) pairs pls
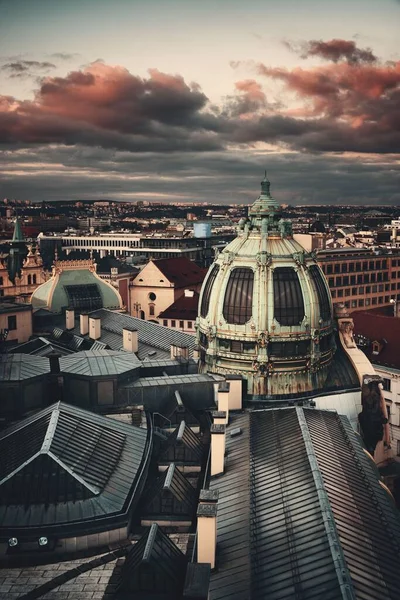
(284, 38), (377, 64)
(1, 60), (56, 78)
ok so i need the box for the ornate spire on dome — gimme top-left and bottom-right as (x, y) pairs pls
(248, 171), (279, 217)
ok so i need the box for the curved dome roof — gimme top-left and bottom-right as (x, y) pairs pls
(197, 175), (334, 398)
(31, 259), (123, 313)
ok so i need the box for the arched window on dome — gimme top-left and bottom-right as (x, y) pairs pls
(273, 267), (304, 326)
(223, 268), (254, 324)
(309, 265), (332, 321)
(200, 265), (220, 318)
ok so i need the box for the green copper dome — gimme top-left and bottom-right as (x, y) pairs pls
(197, 175), (334, 398)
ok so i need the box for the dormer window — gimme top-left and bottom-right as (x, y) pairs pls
(372, 340), (382, 355)
(223, 268), (254, 325)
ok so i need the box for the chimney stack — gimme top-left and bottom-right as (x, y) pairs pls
(65, 308), (75, 330)
(196, 501), (218, 569)
(211, 424), (226, 477)
(123, 328), (138, 353)
(217, 382), (230, 425)
(80, 313), (89, 336)
(89, 316), (101, 340)
(212, 411), (227, 426)
(225, 375), (243, 410)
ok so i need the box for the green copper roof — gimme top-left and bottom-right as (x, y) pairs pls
(12, 217), (24, 242)
(248, 172), (280, 218)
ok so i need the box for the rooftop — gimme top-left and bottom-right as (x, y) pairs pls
(353, 311), (400, 370)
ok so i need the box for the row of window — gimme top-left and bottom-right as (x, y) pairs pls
(200, 265), (331, 326)
(334, 294), (400, 309)
(200, 335), (333, 356)
(162, 319), (193, 329)
(0, 274), (36, 286)
(330, 284), (398, 296)
(328, 273), (389, 287)
(322, 259), (388, 274)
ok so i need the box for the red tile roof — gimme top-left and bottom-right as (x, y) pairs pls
(152, 258), (207, 287)
(158, 292), (200, 321)
(352, 311), (400, 370)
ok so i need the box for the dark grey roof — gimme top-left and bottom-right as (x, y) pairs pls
(117, 523), (187, 597)
(142, 463), (197, 519)
(0, 353), (50, 381)
(209, 408), (400, 600)
(51, 327), (109, 352)
(71, 308), (196, 360)
(0, 402), (149, 534)
(59, 349), (141, 377)
(159, 421), (203, 466)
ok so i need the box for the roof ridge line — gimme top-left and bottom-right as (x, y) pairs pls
(46, 450), (100, 495)
(295, 407), (356, 600)
(0, 451), (40, 487)
(41, 406), (60, 453)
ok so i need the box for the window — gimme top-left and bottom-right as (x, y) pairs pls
(163, 319), (168, 326)
(336, 276), (342, 287)
(187, 321), (192, 329)
(33, 274), (36, 284)
(171, 320), (176, 327)
(273, 267), (305, 326)
(231, 340), (243, 353)
(200, 265), (219, 318)
(8, 315), (17, 330)
(0, 276), (3, 285)
(28, 274), (32, 284)
(65, 284), (102, 311)
(149, 304), (155, 316)
(223, 268), (254, 324)
(382, 378), (391, 392)
(179, 320), (184, 328)
(269, 340), (310, 357)
(341, 263), (348, 273)
(148, 292), (156, 301)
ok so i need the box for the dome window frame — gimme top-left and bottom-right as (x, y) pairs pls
(272, 267), (305, 327)
(222, 267), (254, 325)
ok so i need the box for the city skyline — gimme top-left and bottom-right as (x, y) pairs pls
(0, 0), (399, 205)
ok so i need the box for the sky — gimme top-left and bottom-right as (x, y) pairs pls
(0, 0), (399, 205)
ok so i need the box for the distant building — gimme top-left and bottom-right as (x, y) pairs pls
(0, 302), (32, 344)
(130, 258), (205, 321)
(317, 247), (400, 313)
(158, 290), (199, 332)
(31, 258), (123, 314)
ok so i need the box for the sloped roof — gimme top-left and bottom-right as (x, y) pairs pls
(353, 311), (400, 370)
(0, 402), (149, 532)
(71, 308), (196, 360)
(117, 523), (187, 596)
(158, 292), (200, 321)
(142, 462), (196, 517)
(159, 421), (203, 465)
(0, 353), (50, 381)
(150, 257), (206, 287)
(209, 407), (400, 600)
(59, 349), (141, 377)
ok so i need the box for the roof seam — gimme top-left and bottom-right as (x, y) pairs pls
(295, 406), (356, 600)
(41, 407), (60, 453)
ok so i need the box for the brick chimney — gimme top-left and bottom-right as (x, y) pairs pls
(211, 424), (226, 477)
(65, 308), (75, 330)
(123, 328), (138, 353)
(80, 313), (89, 336)
(89, 316), (101, 340)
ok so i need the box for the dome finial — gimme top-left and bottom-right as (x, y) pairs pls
(261, 170), (270, 196)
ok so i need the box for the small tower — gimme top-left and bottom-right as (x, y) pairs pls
(7, 217), (28, 284)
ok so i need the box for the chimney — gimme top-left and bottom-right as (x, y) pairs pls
(212, 411), (226, 426)
(217, 382), (230, 425)
(196, 501), (218, 569)
(89, 316), (101, 340)
(211, 424), (226, 477)
(123, 328), (138, 353)
(183, 563), (211, 600)
(171, 344), (189, 361)
(65, 308), (75, 330)
(225, 375), (243, 410)
(80, 313), (89, 336)
(199, 488), (219, 505)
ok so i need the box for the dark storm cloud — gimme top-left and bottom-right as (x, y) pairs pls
(1, 145), (399, 205)
(1, 60), (56, 78)
(284, 39), (377, 64)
